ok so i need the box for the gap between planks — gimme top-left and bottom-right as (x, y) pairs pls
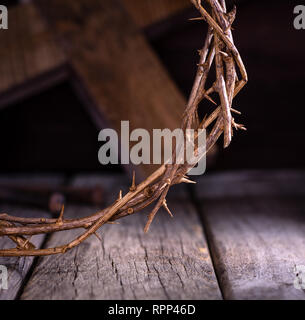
(193, 170), (305, 300)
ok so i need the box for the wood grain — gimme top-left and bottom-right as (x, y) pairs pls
(21, 175), (222, 300)
(0, 175), (64, 300)
(0, 207), (48, 300)
(0, 4), (66, 99)
(35, 0), (186, 179)
(195, 170), (305, 300)
(193, 170), (305, 199)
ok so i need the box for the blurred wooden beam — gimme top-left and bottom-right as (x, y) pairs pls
(121, 0), (191, 28)
(34, 0), (186, 179)
(0, 3), (67, 108)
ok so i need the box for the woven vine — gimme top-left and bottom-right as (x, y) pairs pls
(0, 0), (247, 257)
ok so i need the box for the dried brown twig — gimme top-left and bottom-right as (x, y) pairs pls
(0, 0), (247, 257)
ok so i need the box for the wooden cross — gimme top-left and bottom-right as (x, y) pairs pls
(0, 0), (190, 179)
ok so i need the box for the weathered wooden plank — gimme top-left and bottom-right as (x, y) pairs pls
(0, 175), (64, 300)
(35, 0), (186, 179)
(0, 174), (65, 188)
(193, 170), (305, 199)
(0, 206), (49, 300)
(21, 174), (222, 300)
(121, 0), (190, 28)
(195, 170), (305, 300)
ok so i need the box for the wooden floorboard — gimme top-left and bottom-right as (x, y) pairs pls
(0, 175), (64, 300)
(195, 170), (305, 300)
(21, 174), (222, 300)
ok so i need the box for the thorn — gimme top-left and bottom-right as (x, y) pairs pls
(117, 190), (122, 201)
(180, 177), (196, 184)
(106, 221), (120, 225)
(144, 224), (150, 234)
(232, 119), (247, 131)
(226, 5), (237, 27)
(94, 232), (102, 241)
(231, 107), (241, 115)
(203, 92), (217, 105)
(202, 113), (208, 124)
(56, 204), (64, 225)
(165, 178), (171, 185)
(129, 171), (137, 192)
(224, 140), (231, 148)
(223, 132), (232, 148)
(163, 200), (173, 218)
(189, 17), (205, 21)
(220, 51), (229, 58)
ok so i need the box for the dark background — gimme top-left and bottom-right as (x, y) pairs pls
(0, 0), (304, 173)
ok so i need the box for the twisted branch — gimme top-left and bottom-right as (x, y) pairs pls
(0, 0), (247, 257)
